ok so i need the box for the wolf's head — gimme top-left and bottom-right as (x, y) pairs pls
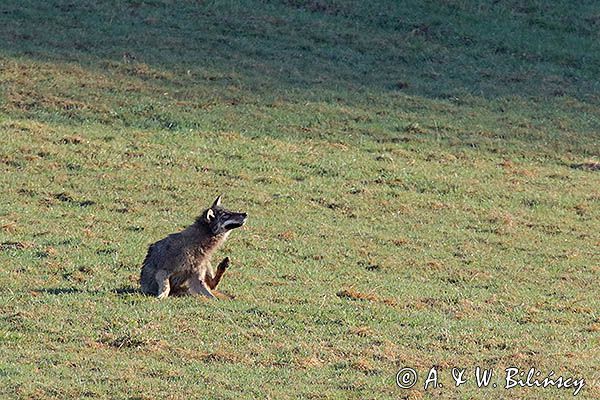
(200, 195), (248, 236)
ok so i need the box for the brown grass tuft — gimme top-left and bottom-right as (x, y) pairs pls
(296, 356), (323, 369)
(425, 260), (443, 270)
(402, 389), (424, 399)
(351, 358), (379, 375)
(587, 322), (600, 332)
(212, 289), (236, 300)
(278, 230), (296, 241)
(349, 326), (374, 337)
(1, 222), (18, 233)
(337, 288), (378, 302)
(199, 350), (239, 363)
(392, 237), (409, 246)
(60, 135), (85, 144)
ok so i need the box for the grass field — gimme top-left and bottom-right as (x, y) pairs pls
(0, 1), (599, 398)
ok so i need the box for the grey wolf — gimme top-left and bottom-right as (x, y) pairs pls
(140, 196), (247, 299)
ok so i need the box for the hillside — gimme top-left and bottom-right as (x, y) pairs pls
(0, 1), (599, 399)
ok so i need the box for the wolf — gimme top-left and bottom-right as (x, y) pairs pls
(140, 195), (247, 299)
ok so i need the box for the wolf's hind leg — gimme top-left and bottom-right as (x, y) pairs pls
(155, 270), (171, 299)
(190, 272), (216, 299)
(205, 257), (230, 289)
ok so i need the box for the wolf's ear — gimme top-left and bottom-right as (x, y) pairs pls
(211, 195), (222, 208)
(205, 208), (215, 223)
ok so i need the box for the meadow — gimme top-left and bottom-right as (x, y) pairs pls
(0, 1), (599, 398)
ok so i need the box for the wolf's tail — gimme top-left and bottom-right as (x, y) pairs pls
(139, 244), (158, 295)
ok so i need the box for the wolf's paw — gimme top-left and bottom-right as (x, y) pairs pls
(218, 257), (230, 270)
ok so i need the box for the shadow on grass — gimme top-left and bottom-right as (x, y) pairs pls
(35, 287), (144, 296)
(113, 286), (236, 300)
(1, 1), (597, 157)
(36, 287), (96, 295)
(0, 0), (597, 103)
(113, 286), (142, 296)
(34, 286), (234, 298)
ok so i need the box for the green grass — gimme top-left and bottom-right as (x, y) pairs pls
(0, 1), (599, 399)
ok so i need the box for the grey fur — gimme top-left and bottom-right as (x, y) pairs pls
(140, 196), (247, 299)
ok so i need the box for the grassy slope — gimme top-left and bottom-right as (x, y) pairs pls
(0, 1), (599, 399)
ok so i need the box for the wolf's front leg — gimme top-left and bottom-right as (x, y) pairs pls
(189, 271), (216, 299)
(205, 257), (230, 290)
